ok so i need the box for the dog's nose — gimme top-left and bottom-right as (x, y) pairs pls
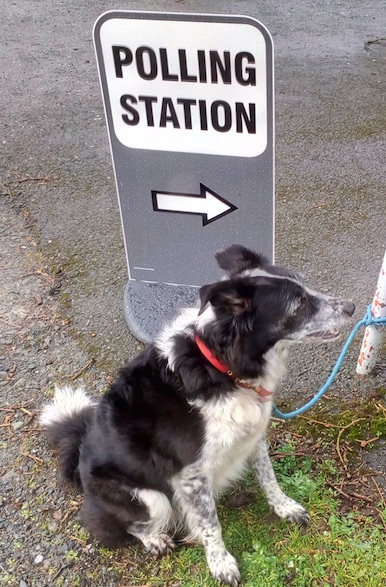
(343, 301), (355, 317)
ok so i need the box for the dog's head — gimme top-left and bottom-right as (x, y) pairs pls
(198, 245), (354, 353)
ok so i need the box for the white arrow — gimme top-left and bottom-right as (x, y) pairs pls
(152, 184), (237, 226)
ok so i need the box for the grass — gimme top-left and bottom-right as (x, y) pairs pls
(240, 441), (386, 587)
(4, 421), (386, 587)
(5, 383), (386, 587)
(96, 424), (386, 587)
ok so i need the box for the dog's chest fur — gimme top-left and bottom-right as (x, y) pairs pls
(191, 388), (272, 494)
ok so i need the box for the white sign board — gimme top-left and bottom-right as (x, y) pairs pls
(94, 11), (274, 341)
(98, 18), (268, 157)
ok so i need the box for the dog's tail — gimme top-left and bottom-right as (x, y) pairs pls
(40, 386), (96, 486)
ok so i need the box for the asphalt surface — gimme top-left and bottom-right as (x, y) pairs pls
(0, 1), (385, 586)
(3, 0), (385, 399)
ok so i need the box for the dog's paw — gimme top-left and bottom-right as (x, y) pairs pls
(273, 497), (309, 526)
(143, 533), (178, 556)
(207, 549), (241, 586)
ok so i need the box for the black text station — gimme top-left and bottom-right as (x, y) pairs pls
(112, 46), (258, 133)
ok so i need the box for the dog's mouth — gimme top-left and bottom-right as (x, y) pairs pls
(308, 329), (340, 341)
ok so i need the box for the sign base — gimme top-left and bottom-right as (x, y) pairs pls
(124, 281), (199, 343)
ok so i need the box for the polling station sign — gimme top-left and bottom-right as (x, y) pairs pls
(97, 16), (268, 158)
(94, 11), (273, 341)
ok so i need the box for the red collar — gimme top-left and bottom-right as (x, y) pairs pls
(194, 335), (273, 402)
(195, 335), (230, 374)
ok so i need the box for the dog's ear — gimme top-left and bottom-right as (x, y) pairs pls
(215, 244), (268, 277)
(198, 280), (253, 316)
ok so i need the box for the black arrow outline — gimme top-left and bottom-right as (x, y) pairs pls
(151, 183), (237, 226)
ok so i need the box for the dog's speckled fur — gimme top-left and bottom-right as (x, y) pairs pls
(40, 245), (354, 585)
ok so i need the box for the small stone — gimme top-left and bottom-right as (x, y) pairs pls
(48, 521), (58, 532)
(53, 509), (63, 520)
(58, 542), (68, 554)
(34, 554), (44, 564)
(20, 581), (28, 587)
(11, 421), (24, 431)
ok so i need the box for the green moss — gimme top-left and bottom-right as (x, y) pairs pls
(70, 521), (91, 543)
(65, 550), (79, 562)
(369, 416), (386, 438)
(59, 290), (71, 309)
(286, 388), (384, 436)
(1, 574), (18, 586)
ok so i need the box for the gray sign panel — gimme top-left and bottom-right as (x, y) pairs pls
(93, 11), (274, 341)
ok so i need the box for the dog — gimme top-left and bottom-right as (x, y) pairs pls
(40, 245), (355, 586)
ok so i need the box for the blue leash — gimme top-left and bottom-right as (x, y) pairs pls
(272, 304), (386, 420)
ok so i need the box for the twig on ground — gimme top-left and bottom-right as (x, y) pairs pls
(298, 415), (341, 428)
(6, 362), (17, 380)
(336, 418), (365, 475)
(51, 564), (71, 581)
(375, 507), (386, 530)
(69, 358), (95, 381)
(0, 403), (33, 412)
(352, 462), (365, 477)
(364, 37), (386, 50)
(375, 402), (386, 416)
(327, 482), (373, 503)
(20, 452), (44, 464)
(19, 407), (33, 416)
(69, 535), (88, 546)
(271, 451), (308, 460)
(0, 317), (19, 327)
(305, 199), (333, 213)
(0, 181), (12, 196)
(371, 475), (386, 508)
(355, 436), (380, 448)
(60, 500), (82, 525)
(21, 269), (55, 284)
(11, 173), (59, 184)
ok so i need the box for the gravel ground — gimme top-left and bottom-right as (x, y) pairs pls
(0, 195), (128, 586)
(1, 170), (385, 587)
(1, 0), (385, 585)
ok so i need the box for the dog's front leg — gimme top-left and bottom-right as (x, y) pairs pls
(173, 468), (240, 586)
(252, 439), (309, 525)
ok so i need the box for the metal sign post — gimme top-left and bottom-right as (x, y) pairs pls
(356, 251), (386, 374)
(93, 11), (274, 341)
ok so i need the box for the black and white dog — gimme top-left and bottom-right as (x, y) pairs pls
(40, 245), (354, 586)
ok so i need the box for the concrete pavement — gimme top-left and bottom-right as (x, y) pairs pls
(1, 0), (385, 404)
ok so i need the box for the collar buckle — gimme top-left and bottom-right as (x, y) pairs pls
(195, 335), (273, 401)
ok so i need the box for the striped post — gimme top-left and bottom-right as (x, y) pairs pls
(356, 251), (386, 374)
